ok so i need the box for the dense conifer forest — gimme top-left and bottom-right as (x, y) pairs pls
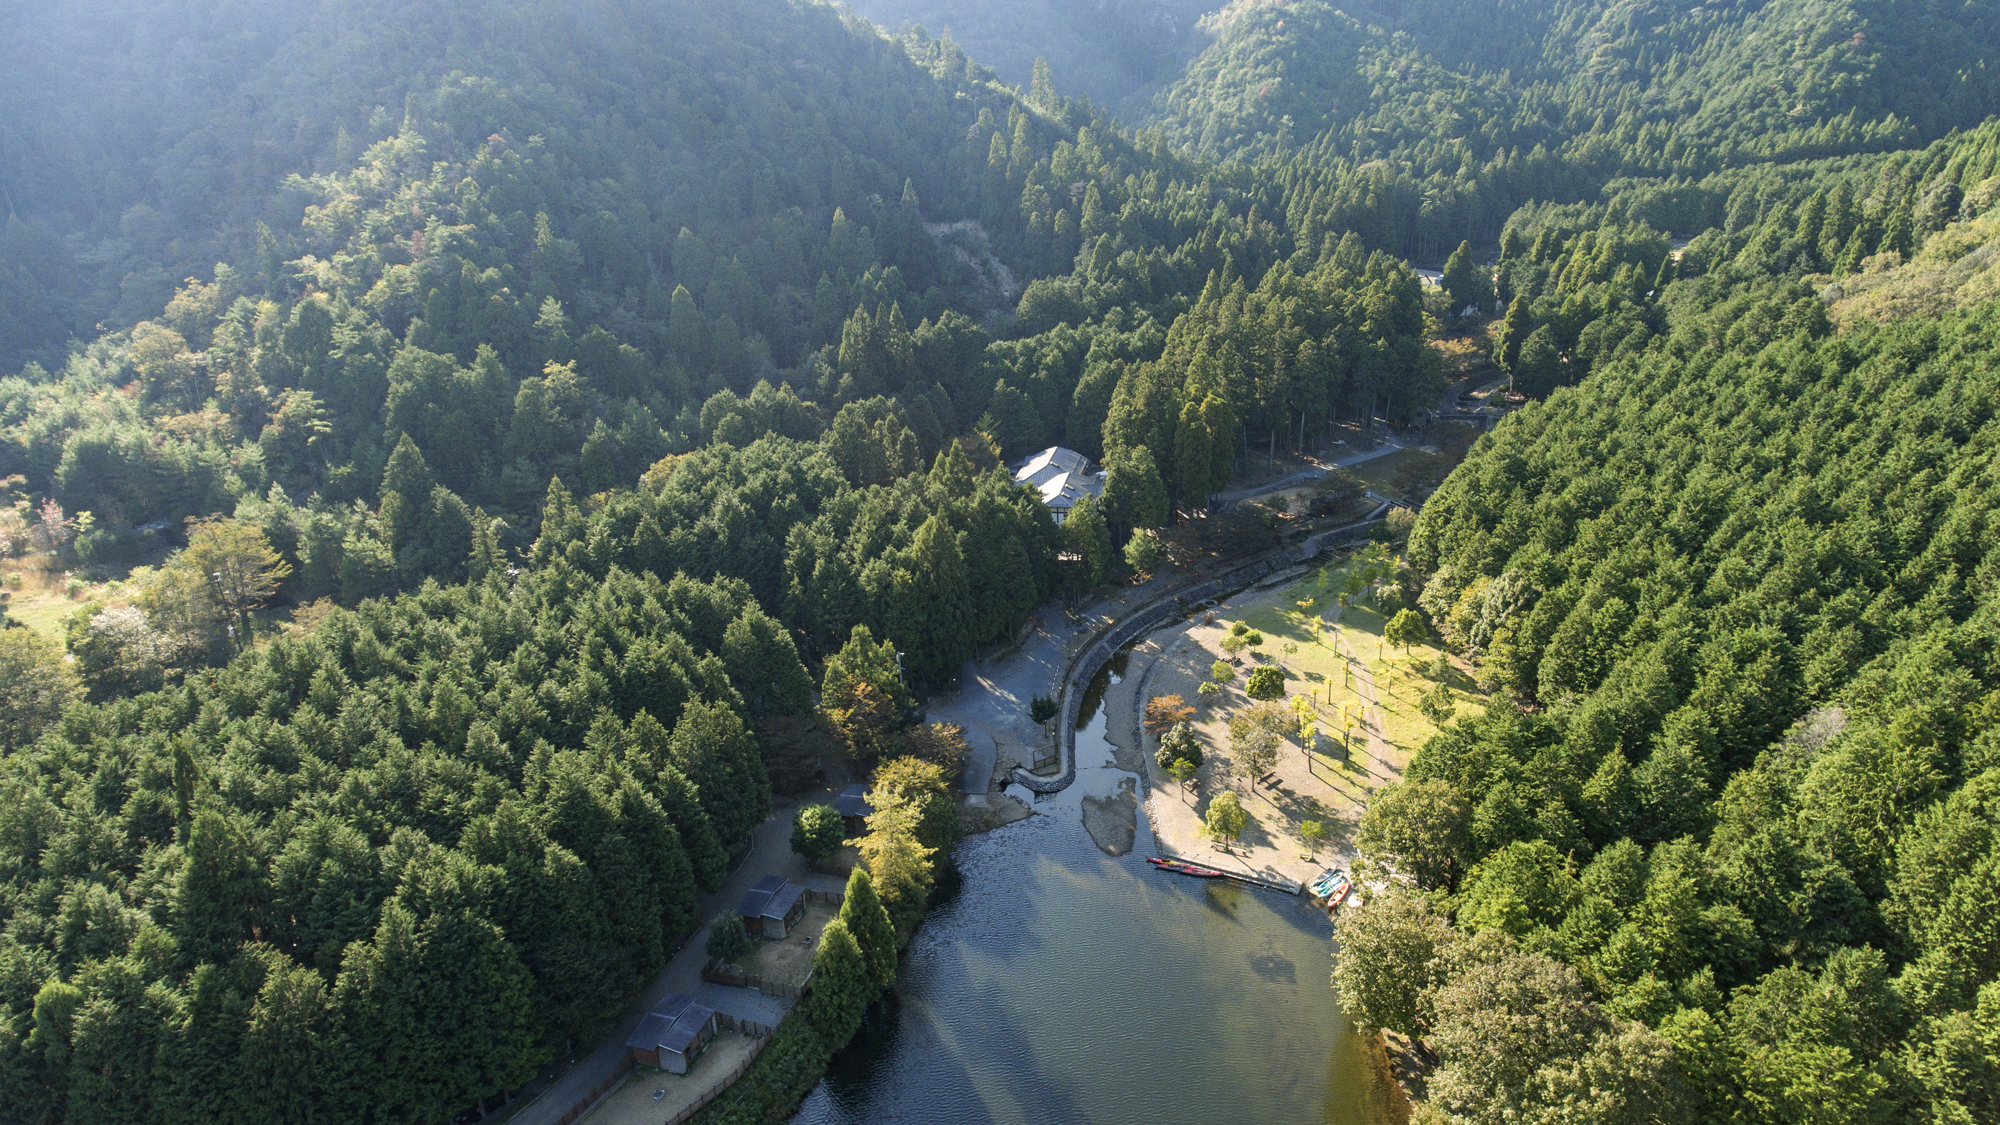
(3, 0), (2000, 1122)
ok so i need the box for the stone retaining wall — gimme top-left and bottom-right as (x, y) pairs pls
(1008, 517), (1385, 795)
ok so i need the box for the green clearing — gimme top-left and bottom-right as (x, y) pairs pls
(1347, 448), (1446, 500)
(1224, 552), (1488, 768)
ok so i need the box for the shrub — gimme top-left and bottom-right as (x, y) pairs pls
(903, 721), (972, 772)
(1419, 682), (1457, 726)
(1156, 721), (1203, 771)
(1231, 621), (1249, 636)
(1245, 665), (1286, 700)
(1244, 630), (1264, 647)
(1210, 660), (1235, 683)
(1029, 694), (1059, 722)
(706, 913), (751, 962)
(791, 803), (847, 862)
(1123, 529), (1161, 575)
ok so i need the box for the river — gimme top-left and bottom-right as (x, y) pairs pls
(791, 660), (1399, 1125)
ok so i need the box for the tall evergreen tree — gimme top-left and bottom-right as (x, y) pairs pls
(887, 515), (975, 693)
(1441, 240), (1492, 316)
(1102, 446), (1170, 529)
(721, 605), (814, 719)
(839, 868), (898, 992)
(806, 918), (872, 1045)
(668, 697), (770, 850)
(1061, 494), (1112, 590)
(1494, 294), (1533, 376)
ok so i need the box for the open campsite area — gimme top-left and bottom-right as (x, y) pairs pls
(1119, 549), (1491, 886)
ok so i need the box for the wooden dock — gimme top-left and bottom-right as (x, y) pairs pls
(1152, 853), (1303, 895)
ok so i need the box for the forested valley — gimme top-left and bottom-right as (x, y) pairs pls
(3, 0), (2000, 1122)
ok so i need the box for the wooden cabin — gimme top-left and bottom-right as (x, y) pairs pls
(832, 783), (873, 837)
(625, 992), (718, 1074)
(735, 875), (807, 940)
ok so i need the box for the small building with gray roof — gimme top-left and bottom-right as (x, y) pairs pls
(735, 875), (807, 939)
(832, 783), (873, 837)
(625, 992), (719, 1074)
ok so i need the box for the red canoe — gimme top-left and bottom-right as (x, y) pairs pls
(1146, 856), (1227, 878)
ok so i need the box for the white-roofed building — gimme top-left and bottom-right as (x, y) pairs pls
(1010, 446), (1104, 525)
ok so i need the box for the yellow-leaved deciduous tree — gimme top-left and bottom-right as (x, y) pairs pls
(868, 756), (960, 853)
(856, 801), (936, 939)
(826, 681), (904, 761)
(183, 517), (292, 650)
(1203, 790), (1248, 852)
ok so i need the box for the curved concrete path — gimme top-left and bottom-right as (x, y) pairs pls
(1215, 438), (1408, 511)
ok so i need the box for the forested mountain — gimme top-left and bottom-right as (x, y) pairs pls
(1140, 0), (2000, 260)
(6, 0), (2000, 1121)
(1358, 272), (2000, 1125)
(841, 0), (1215, 109)
(0, 0), (1431, 593)
(0, 1), (1448, 1121)
(1326, 100), (2000, 1125)
(3, 567), (787, 1122)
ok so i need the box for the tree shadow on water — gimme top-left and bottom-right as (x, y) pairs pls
(811, 988), (1094, 1124)
(1244, 940), (1298, 985)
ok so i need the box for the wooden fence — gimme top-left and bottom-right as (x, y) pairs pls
(554, 1057), (633, 1125)
(802, 888), (844, 907)
(714, 1010), (775, 1038)
(700, 958), (804, 1000)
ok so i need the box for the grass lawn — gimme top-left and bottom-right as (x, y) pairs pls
(6, 585), (87, 638)
(3, 560), (122, 640)
(1348, 448), (1446, 500)
(1223, 553), (1488, 768)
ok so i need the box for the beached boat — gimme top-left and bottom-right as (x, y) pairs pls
(1310, 868), (1352, 905)
(1146, 856), (1228, 878)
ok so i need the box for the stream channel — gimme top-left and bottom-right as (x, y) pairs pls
(791, 655), (1399, 1125)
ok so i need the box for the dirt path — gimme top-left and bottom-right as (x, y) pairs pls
(1214, 438), (1408, 510)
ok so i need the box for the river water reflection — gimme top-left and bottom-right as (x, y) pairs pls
(792, 662), (1397, 1125)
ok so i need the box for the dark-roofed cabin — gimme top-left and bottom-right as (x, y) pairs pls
(832, 783), (873, 837)
(625, 992), (718, 1074)
(735, 875), (808, 939)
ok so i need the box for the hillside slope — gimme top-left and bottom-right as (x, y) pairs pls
(0, 0), (998, 370)
(1130, 0), (2000, 262)
(841, 0), (1217, 108)
(1315, 111), (2000, 1125)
